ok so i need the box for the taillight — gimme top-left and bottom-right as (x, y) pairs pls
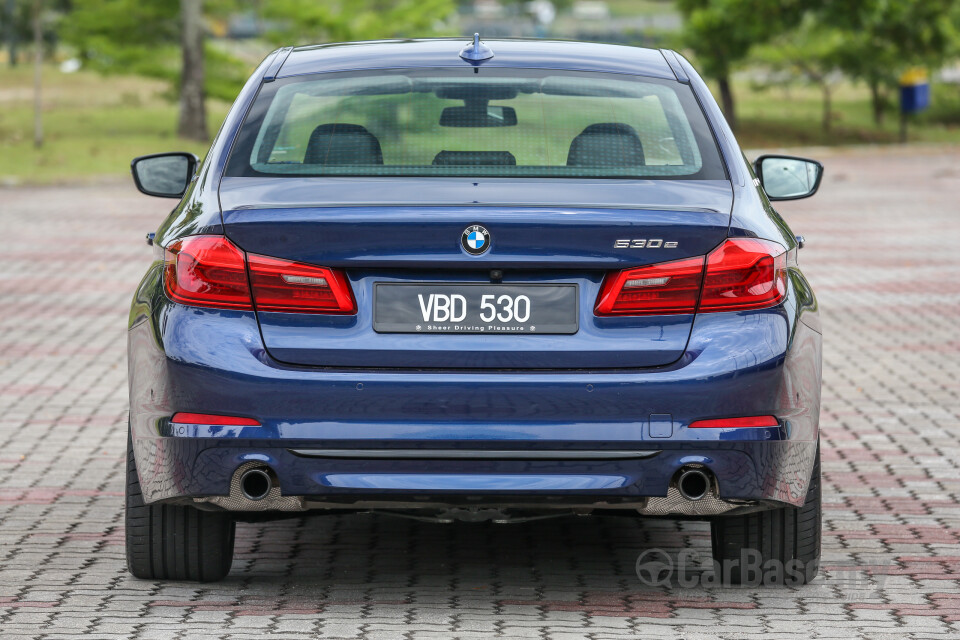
(164, 236), (252, 310)
(248, 254), (356, 314)
(699, 238), (787, 312)
(595, 238), (787, 316)
(689, 415), (779, 428)
(163, 235), (355, 314)
(595, 256), (704, 316)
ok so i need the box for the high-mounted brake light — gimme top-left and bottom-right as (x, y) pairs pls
(171, 412), (261, 426)
(689, 415), (779, 429)
(595, 256), (705, 316)
(164, 236), (253, 310)
(162, 235), (356, 314)
(595, 238), (787, 316)
(248, 254), (356, 314)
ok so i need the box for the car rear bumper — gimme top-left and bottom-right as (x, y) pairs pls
(137, 438), (816, 513)
(128, 278), (821, 513)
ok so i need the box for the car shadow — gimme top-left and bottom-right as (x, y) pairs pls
(230, 512), (713, 593)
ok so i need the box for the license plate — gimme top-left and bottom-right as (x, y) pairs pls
(374, 283), (578, 334)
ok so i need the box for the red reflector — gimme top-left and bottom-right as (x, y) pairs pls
(595, 256), (705, 316)
(171, 412), (261, 426)
(699, 238), (787, 312)
(164, 236), (253, 310)
(689, 416), (779, 429)
(248, 254), (356, 314)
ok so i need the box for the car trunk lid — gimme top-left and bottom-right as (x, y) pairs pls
(220, 177), (732, 369)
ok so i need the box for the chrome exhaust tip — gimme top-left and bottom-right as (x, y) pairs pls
(677, 468), (711, 501)
(239, 468), (273, 501)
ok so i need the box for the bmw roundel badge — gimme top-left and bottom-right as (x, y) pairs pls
(461, 225), (491, 255)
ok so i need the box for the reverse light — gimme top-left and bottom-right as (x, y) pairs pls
(595, 238), (787, 316)
(689, 415), (779, 429)
(162, 235), (356, 314)
(171, 412), (261, 426)
(248, 254), (357, 314)
(595, 256), (705, 316)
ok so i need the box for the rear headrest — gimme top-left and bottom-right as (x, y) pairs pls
(304, 124), (383, 165)
(433, 150), (516, 166)
(566, 123), (645, 167)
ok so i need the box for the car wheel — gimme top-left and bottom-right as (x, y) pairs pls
(710, 440), (821, 586)
(125, 427), (235, 581)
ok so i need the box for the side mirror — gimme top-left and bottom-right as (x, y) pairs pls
(754, 155), (823, 201)
(131, 152), (199, 198)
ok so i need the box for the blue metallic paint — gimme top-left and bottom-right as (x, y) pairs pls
(277, 39), (678, 80)
(128, 39), (822, 516)
(128, 265), (820, 506)
(255, 273), (698, 368)
(219, 204), (732, 269)
(218, 177), (732, 215)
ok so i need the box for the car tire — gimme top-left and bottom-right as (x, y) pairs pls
(125, 428), (236, 581)
(710, 440), (821, 586)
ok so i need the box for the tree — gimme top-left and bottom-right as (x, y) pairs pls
(178, 0), (207, 141)
(675, 0), (819, 131)
(259, 0), (455, 46)
(60, 0), (457, 140)
(1, 0), (61, 144)
(4, 0), (66, 66)
(62, 0), (249, 141)
(818, 0), (960, 127)
(752, 17), (846, 134)
(4, 0), (19, 66)
(32, 0), (42, 147)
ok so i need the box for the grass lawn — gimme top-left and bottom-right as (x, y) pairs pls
(730, 77), (960, 149)
(0, 65), (229, 185)
(2, 63), (960, 185)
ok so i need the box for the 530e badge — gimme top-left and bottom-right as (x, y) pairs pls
(614, 239), (678, 249)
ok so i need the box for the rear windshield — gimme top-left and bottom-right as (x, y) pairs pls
(226, 68), (726, 180)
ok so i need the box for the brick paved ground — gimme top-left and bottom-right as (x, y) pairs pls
(1, 147), (959, 639)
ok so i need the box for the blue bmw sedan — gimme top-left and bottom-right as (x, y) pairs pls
(126, 37), (824, 584)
